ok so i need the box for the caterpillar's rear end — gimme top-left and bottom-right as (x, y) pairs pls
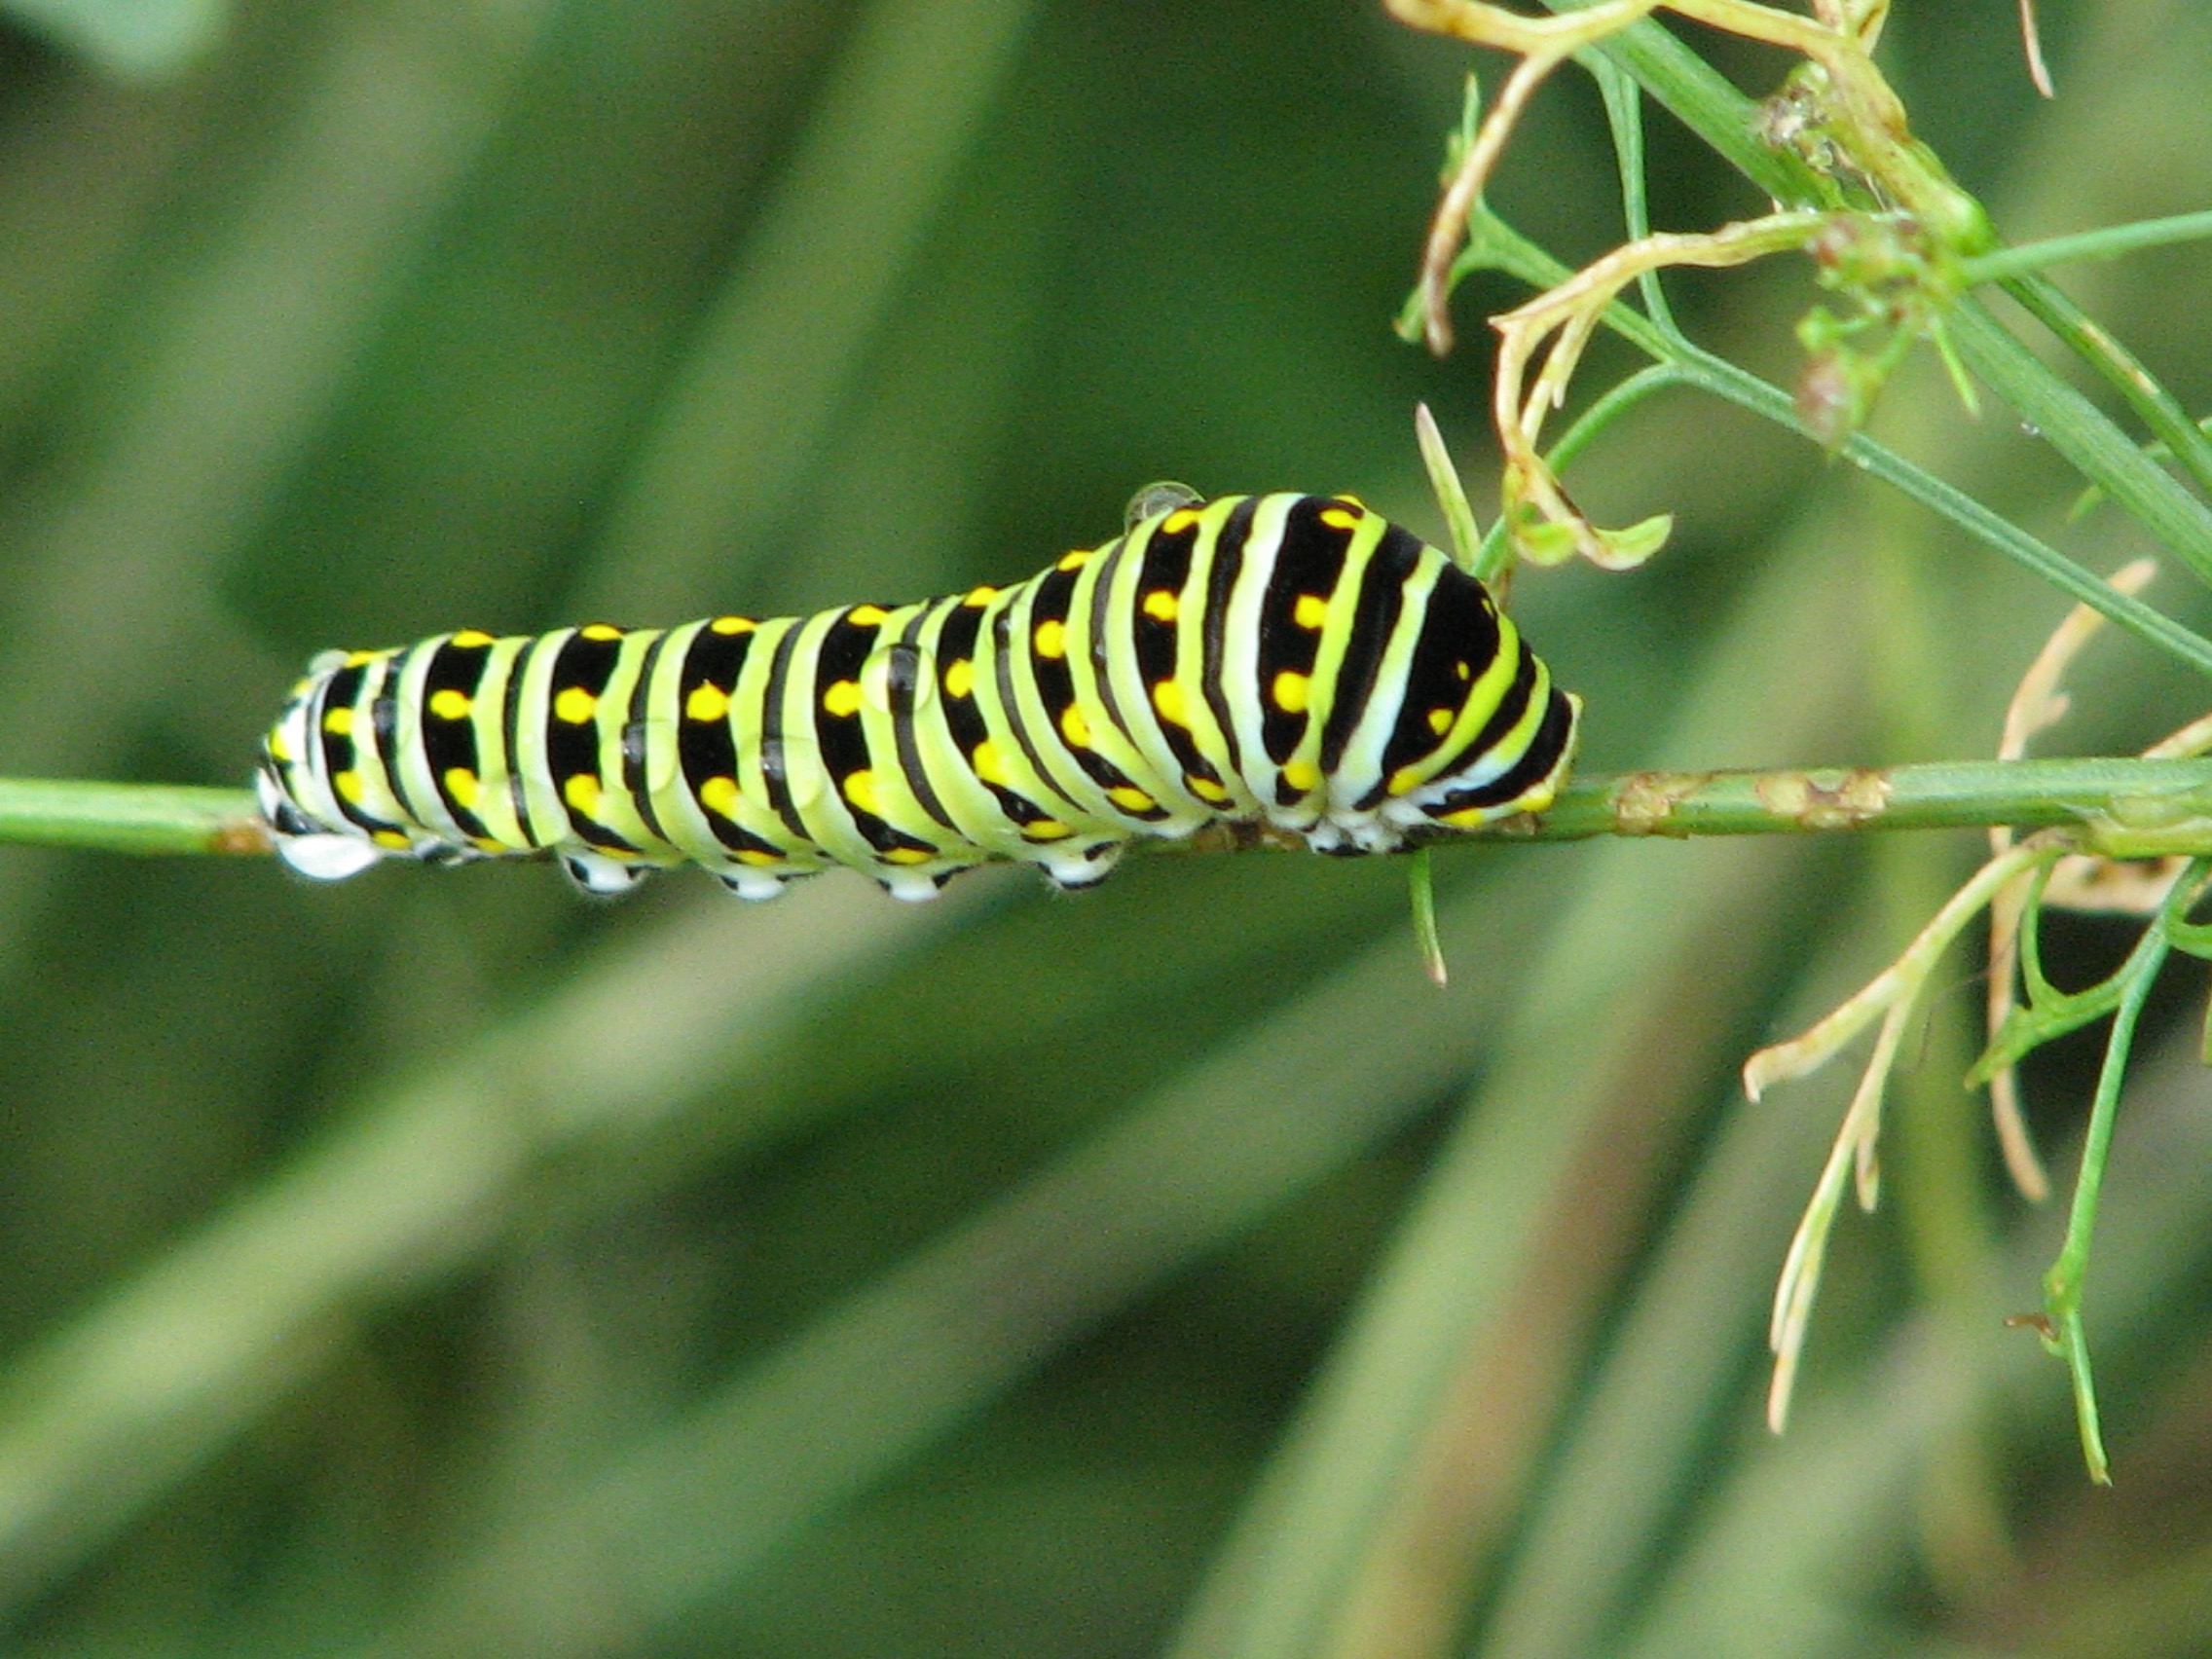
(258, 492), (1579, 900)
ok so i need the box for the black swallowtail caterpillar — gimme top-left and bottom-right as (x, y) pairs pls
(258, 490), (1581, 901)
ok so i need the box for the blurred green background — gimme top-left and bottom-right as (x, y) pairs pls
(2, 1), (2211, 1655)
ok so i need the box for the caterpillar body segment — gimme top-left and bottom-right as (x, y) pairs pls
(257, 492), (1582, 901)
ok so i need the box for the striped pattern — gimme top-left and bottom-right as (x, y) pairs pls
(257, 492), (1581, 900)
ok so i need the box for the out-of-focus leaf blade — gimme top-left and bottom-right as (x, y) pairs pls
(0, 0), (225, 78)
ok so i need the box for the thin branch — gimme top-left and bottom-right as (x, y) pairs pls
(0, 780), (271, 858)
(1961, 211), (2212, 285)
(14, 758), (2212, 863)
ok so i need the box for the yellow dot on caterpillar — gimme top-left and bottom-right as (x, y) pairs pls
(710, 615), (756, 636)
(883, 846), (935, 866)
(686, 682), (730, 723)
(451, 628), (498, 648)
(1456, 659), (1472, 681)
(823, 679), (864, 719)
(428, 689), (470, 721)
(345, 649), (378, 669)
(1059, 703), (1091, 749)
(373, 830), (412, 850)
(269, 730), (293, 762)
(1161, 508), (1201, 535)
(1187, 775), (1232, 805)
(736, 848), (785, 866)
(580, 623), (623, 643)
(554, 686), (597, 724)
(964, 585), (998, 608)
(1142, 589), (1179, 623)
(322, 706), (355, 736)
(843, 769), (883, 816)
(1280, 759), (1320, 793)
(1272, 670), (1310, 715)
(564, 773), (603, 817)
(472, 837), (503, 854)
(1025, 820), (1072, 841)
(698, 776), (740, 818)
(1441, 786), (1547, 825)
(1386, 764), (1421, 798)
(1107, 785), (1155, 813)
(1428, 707), (1453, 735)
(943, 658), (976, 699)
(972, 739), (1012, 787)
(1332, 493), (1366, 509)
(334, 770), (364, 804)
(1319, 506), (1360, 531)
(1152, 679), (1190, 727)
(848, 604), (890, 627)
(1292, 594), (1329, 630)
(1033, 618), (1067, 659)
(444, 767), (482, 810)
(1057, 549), (1089, 571)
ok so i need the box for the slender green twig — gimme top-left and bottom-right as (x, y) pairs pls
(1949, 299), (2212, 593)
(1589, 54), (1677, 332)
(2040, 890), (2175, 1484)
(0, 780), (271, 858)
(15, 758), (2212, 861)
(1998, 274), (2212, 509)
(1444, 213), (2212, 680)
(1535, 4), (2212, 616)
(1962, 211), (2212, 286)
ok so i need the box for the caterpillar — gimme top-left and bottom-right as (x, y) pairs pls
(257, 489), (1581, 902)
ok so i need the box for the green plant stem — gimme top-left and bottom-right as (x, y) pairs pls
(1515, 756), (2212, 846)
(1948, 299), (2212, 591)
(1455, 215), (2212, 679)
(2043, 913), (2169, 1486)
(1472, 363), (1685, 577)
(15, 758), (2212, 862)
(1963, 211), (2212, 285)
(0, 780), (271, 857)
(1998, 273), (2212, 504)
(1407, 846), (1448, 985)
(1539, 3), (2212, 608)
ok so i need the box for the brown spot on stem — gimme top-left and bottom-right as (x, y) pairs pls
(215, 816), (277, 856)
(1756, 767), (1891, 830)
(2006, 1310), (2059, 1344)
(1612, 771), (1713, 837)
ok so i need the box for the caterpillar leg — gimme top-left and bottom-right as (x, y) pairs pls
(716, 868), (793, 902)
(872, 864), (977, 902)
(1301, 819), (1402, 858)
(1035, 839), (1124, 891)
(274, 832), (388, 881)
(257, 766), (386, 880)
(562, 853), (652, 896)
